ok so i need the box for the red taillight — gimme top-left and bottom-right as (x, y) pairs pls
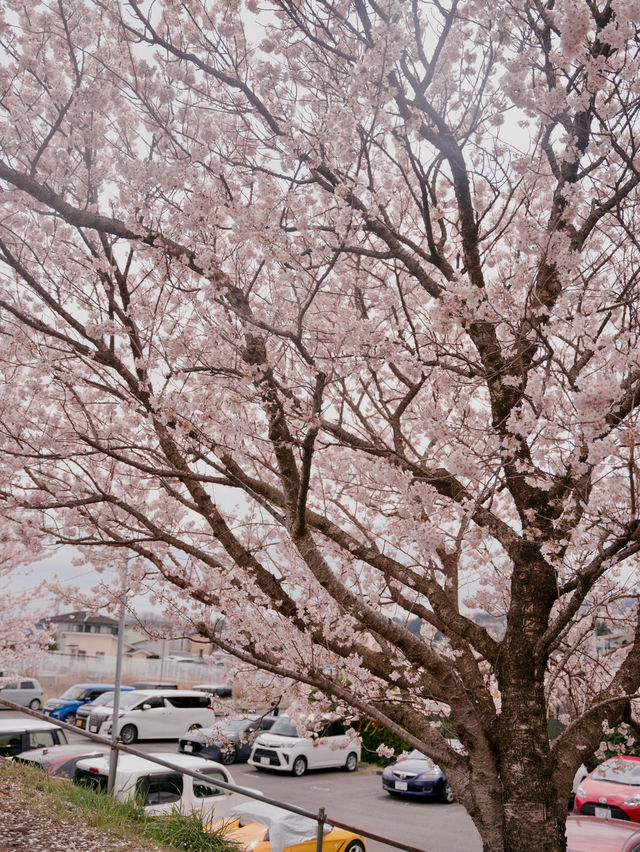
(88, 767), (99, 773)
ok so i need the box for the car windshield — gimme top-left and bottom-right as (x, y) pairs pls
(269, 717), (299, 737)
(222, 718), (257, 734)
(87, 693), (117, 708)
(118, 692), (150, 709)
(592, 758), (640, 785)
(398, 748), (440, 772)
(59, 686), (90, 701)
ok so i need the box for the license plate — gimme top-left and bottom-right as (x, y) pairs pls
(395, 781), (408, 791)
(260, 757), (270, 766)
(595, 806), (611, 819)
(183, 743), (192, 752)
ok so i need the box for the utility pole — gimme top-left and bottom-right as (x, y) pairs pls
(108, 555), (129, 793)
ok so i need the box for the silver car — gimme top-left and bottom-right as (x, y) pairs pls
(0, 677), (43, 711)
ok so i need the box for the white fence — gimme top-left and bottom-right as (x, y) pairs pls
(33, 650), (227, 688)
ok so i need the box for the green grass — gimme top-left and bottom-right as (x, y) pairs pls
(3, 761), (236, 852)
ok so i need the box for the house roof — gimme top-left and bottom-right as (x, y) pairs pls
(47, 610), (119, 626)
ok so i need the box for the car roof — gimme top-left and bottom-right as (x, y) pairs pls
(16, 744), (109, 762)
(194, 715), (262, 732)
(0, 718), (62, 732)
(71, 683), (121, 689)
(18, 744), (108, 758)
(75, 751), (228, 774)
(0, 675), (40, 682)
(127, 689), (207, 696)
(598, 755), (640, 764)
(567, 815), (640, 851)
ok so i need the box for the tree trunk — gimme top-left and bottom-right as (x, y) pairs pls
(473, 557), (567, 852)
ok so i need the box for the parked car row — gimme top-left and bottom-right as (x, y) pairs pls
(4, 709), (640, 852)
(0, 677), (233, 715)
(179, 714), (278, 764)
(10, 735), (368, 852)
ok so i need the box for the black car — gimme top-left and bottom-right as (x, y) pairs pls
(179, 714), (277, 764)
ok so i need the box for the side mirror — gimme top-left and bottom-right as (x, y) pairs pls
(142, 703), (151, 711)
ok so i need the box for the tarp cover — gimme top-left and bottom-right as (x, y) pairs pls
(224, 800), (330, 852)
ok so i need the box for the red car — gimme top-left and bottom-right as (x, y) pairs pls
(14, 744), (110, 780)
(575, 756), (640, 822)
(567, 816), (640, 851)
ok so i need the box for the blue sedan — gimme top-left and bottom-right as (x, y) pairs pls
(382, 749), (454, 803)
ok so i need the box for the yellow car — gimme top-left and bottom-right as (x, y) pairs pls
(208, 801), (366, 852)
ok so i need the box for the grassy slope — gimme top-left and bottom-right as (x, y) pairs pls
(0, 759), (234, 852)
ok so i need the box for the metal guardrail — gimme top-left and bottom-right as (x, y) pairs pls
(0, 697), (429, 852)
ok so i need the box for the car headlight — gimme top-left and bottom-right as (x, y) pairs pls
(576, 785), (585, 798)
(416, 771), (441, 780)
(624, 794), (640, 805)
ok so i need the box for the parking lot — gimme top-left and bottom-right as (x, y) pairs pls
(1, 708), (482, 852)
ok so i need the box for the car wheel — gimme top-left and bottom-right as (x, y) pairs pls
(220, 747), (235, 765)
(120, 724), (137, 745)
(343, 752), (358, 772)
(28, 699), (41, 711)
(292, 756), (307, 777)
(442, 782), (455, 804)
(64, 712), (76, 725)
(344, 842), (365, 852)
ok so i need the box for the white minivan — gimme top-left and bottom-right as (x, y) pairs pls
(74, 752), (258, 820)
(248, 716), (361, 776)
(87, 689), (216, 744)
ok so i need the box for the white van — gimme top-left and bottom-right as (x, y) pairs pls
(74, 752), (258, 820)
(87, 689), (216, 744)
(248, 716), (361, 776)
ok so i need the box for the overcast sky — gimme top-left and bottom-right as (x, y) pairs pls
(9, 546), (160, 618)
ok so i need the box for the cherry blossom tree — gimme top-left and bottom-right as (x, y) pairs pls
(2, 0), (640, 848)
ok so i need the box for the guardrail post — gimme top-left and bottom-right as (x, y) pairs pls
(316, 806), (326, 852)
